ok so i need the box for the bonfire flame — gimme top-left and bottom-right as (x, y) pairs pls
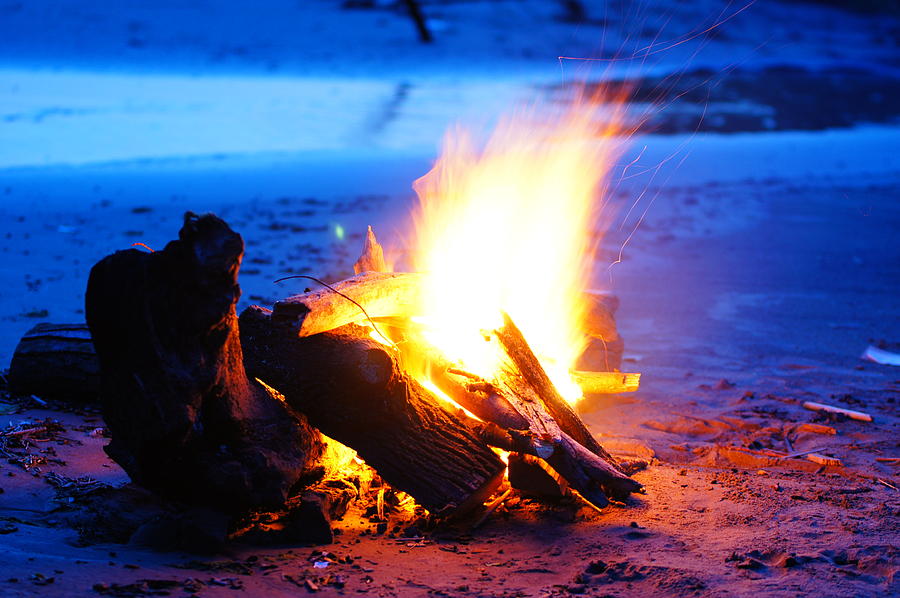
(410, 93), (628, 404)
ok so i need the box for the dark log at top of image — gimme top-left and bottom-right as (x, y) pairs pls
(85, 213), (324, 512)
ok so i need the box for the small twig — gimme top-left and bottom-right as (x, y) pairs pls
(875, 457), (900, 464)
(472, 488), (512, 529)
(775, 447), (826, 460)
(446, 368), (481, 380)
(784, 432), (794, 453)
(2, 426), (47, 438)
(876, 479), (898, 491)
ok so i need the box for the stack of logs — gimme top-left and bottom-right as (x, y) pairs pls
(8, 213), (642, 527)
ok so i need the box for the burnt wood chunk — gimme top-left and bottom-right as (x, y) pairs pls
(239, 306), (506, 516)
(8, 323), (99, 402)
(85, 213), (324, 512)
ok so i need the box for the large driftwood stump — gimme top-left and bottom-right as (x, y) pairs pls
(85, 213), (324, 512)
(240, 306), (506, 515)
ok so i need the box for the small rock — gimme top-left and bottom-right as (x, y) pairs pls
(736, 558), (767, 571)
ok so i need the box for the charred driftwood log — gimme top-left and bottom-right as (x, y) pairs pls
(8, 323), (99, 401)
(239, 306), (506, 515)
(85, 213), (324, 512)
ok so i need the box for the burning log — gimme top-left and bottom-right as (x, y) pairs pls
(487, 359), (640, 506)
(85, 213), (325, 512)
(239, 306), (506, 515)
(274, 265), (634, 393)
(494, 312), (622, 469)
(425, 364), (529, 431)
(272, 271), (424, 337)
(277, 232), (637, 395)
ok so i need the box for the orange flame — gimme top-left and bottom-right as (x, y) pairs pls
(411, 89), (630, 403)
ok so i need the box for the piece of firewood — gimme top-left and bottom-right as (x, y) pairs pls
(8, 323), (99, 402)
(85, 213), (325, 512)
(494, 312), (623, 471)
(272, 271), (424, 337)
(423, 358), (529, 431)
(794, 422), (837, 435)
(805, 453), (842, 467)
(571, 371), (640, 394)
(802, 401), (873, 422)
(239, 306), (506, 516)
(353, 226), (387, 274)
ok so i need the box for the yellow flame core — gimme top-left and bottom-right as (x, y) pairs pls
(412, 97), (627, 404)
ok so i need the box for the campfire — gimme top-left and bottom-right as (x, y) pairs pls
(11, 99), (645, 537)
